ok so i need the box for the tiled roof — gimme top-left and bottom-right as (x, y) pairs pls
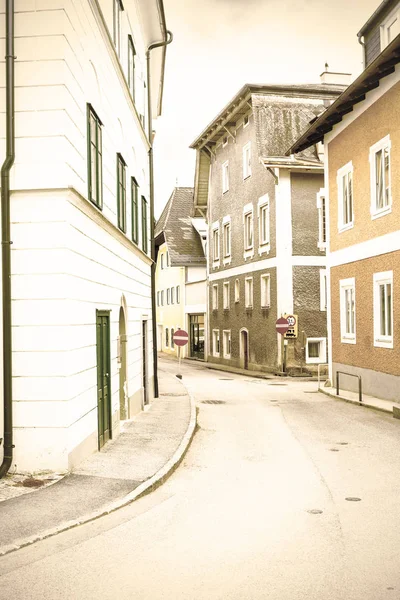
(155, 187), (206, 266)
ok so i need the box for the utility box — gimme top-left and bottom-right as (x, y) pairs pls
(284, 314), (298, 339)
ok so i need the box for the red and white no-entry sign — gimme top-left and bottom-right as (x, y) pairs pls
(173, 329), (189, 347)
(276, 317), (289, 335)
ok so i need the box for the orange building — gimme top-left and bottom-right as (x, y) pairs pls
(290, 1), (400, 401)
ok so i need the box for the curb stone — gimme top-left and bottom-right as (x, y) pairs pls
(0, 383), (197, 557)
(318, 386), (393, 415)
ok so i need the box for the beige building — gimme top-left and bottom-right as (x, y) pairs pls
(155, 188), (207, 360)
(290, 0), (400, 400)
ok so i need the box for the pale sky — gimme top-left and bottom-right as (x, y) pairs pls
(153, 0), (379, 217)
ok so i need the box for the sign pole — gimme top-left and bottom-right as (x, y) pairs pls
(172, 329), (188, 380)
(178, 345), (181, 379)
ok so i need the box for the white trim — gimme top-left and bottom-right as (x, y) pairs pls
(234, 278), (240, 303)
(337, 161), (354, 232)
(212, 329), (220, 357)
(243, 114), (250, 128)
(260, 273), (271, 308)
(212, 283), (218, 310)
(305, 337), (327, 364)
(291, 256), (327, 266)
(329, 229), (400, 267)
(258, 194), (270, 255)
(380, 5), (400, 51)
(245, 276), (253, 308)
(276, 170), (293, 319)
(243, 142), (251, 180)
(222, 160), (229, 194)
(325, 65), (400, 145)
(320, 269), (327, 312)
(223, 281), (230, 310)
(369, 134), (392, 219)
(211, 221), (220, 268)
(222, 216), (231, 265)
(223, 329), (231, 359)
(373, 270), (393, 349)
(243, 204), (254, 259)
(339, 277), (356, 344)
(209, 256), (277, 281)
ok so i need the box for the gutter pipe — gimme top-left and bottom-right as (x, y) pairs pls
(0, 0), (15, 478)
(146, 29), (173, 399)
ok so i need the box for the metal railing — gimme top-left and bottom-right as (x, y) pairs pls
(336, 371), (363, 403)
(317, 363), (329, 389)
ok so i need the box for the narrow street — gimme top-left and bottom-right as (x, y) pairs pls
(1, 358), (399, 599)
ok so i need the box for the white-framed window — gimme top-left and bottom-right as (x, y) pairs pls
(161, 254), (164, 269)
(113, 0), (123, 57)
(258, 195), (270, 253)
(167, 288), (170, 305)
(320, 269), (327, 311)
(223, 330), (231, 359)
(223, 218), (231, 258)
(212, 222), (220, 264)
(337, 161), (354, 232)
(261, 274), (271, 308)
(212, 284), (218, 310)
(161, 290), (164, 306)
(176, 285), (180, 304)
(316, 188), (326, 250)
(223, 281), (230, 310)
(245, 277), (253, 308)
(243, 114), (249, 128)
(171, 328), (175, 349)
(166, 251), (169, 267)
(305, 338), (327, 364)
(157, 291), (160, 306)
(213, 329), (220, 357)
(380, 5), (400, 50)
(340, 277), (356, 344)
(165, 327), (169, 348)
(235, 279), (240, 303)
(243, 142), (251, 179)
(370, 135), (391, 218)
(243, 204), (254, 256)
(171, 286), (175, 304)
(222, 161), (229, 194)
(373, 271), (393, 348)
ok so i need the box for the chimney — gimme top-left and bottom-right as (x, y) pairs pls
(320, 63), (352, 86)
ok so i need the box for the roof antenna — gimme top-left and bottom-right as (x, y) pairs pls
(175, 176), (178, 187)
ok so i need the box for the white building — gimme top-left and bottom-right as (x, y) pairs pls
(0, 0), (170, 473)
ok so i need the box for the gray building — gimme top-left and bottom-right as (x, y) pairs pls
(190, 81), (345, 374)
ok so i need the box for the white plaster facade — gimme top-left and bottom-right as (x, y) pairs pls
(0, 0), (168, 473)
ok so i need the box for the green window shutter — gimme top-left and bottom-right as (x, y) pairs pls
(131, 177), (139, 243)
(116, 154), (126, 232)
(87, 105), (103, 210)
(128, 35), (136, 101)
(141, 195), (148, 254)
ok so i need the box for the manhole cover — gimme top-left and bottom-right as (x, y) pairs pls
(270, 400), (278, 403)
(268, 383), (287, 386)
(219, 378), (234, 381)
(201, 400), (226, 405)
(345, 497), (361, 502)
(307, 509), (323, 514)
(337, 442), (349, 445)
(161, 392), (185, 397)
(329, 448), (339, 452)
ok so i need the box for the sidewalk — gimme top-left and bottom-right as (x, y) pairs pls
(319, 384), (398, 416)
(0, 366), (196, 557)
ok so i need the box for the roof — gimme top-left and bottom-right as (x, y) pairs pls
(155, 188), (206, 267)
(357, 0), (396, 37)
(287, 34), (400, 155)
(190, 83), (345, 150)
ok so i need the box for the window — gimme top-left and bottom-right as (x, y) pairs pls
(370, 135), (391, 218)
(223, 220), (231, 258)
(212, 224), (220, 262)
(167, 288), (170, 305)
(340, 277), (356, 343)
(261, 274), (271, 308)
(222, 161), (229, 193)
(131, 177), (139, 243)
(243, 114), (249, 128)
(141, 196), (148, 254)
(380, 6), (400, 50)
(223, 282), (230, 310)
(234, 279), (240, 303)
(176, 285), (180, 304)
(317, 189), (326, 249)
(161, 254), (164, 269)
(305, 338), (327, 364)
(213, 329), (220, 357)
(243, 142), (251, 179)
(223, 330), (231, 359)
(171, 287), (175, 304)
(113, 0), (123, 57)
(212, 284), (218, 310)
(373, 271), (393, 348)
(245, 277), (253, 308)
(320, 269), (327, 311)
(116, 154), (126, 232)
(337, 162), (354, 231)
(87, 105), (103, 209)
(161, 290), (164, 306)
(258, 197), (270, 249)
(128, 35), (136, 100)
(222, 135), (228, 148)
(166, 251), (169, 267)
(157, 291), (160, 306)
(171, 328), (175, 349)
(244, 210), (253, 251)
(165, 327), (169, 348)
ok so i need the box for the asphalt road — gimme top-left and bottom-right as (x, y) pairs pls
(1, 358), (399, 600)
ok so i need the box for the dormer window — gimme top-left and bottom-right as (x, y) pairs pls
(380, 5), (400, 50)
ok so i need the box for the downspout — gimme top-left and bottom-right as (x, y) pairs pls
(146, 30), (173, 399)
(358, 34), (366, 70)
(0, 0), (15, 478)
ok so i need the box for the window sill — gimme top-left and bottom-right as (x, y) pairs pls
(341, 336), (356, 344)
(258, 243), (270, 256)
(223, 354), (231, 359)
(261, 305), (270, 310)
(371, 206), (392, 220)
(244, 248), (254, 260)
(212, 262), (220, 270)
(223, 307), (230, 312)
(338, 222), (354, 233)
(245, 305), (253, 310)
(213, 353), (220, 358)
(317, 242), (326, 251)
(374, 338), (393, 349)
(223, 256), (232, 266)
(306, 357), (325, 364)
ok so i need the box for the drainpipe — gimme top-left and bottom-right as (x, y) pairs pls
(146, 30), (173, 399)
(0, 0), (15, 478)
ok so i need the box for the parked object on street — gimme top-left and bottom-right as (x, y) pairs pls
(289, 0), (400, 402)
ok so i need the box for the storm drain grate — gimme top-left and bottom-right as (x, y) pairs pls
(268, 383), (288, 386)
(201, 400), (226, 405)
(219, 378), (234, 381)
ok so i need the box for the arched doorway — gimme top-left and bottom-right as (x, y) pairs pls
(240, 329), (249, 370)
(119, 305), (128, 420)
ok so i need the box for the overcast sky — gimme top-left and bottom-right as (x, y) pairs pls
(153, 0), (379, 217)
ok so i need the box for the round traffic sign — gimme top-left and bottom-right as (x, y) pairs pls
(276, 317), (289, 335)
(173, 329), (189, 347)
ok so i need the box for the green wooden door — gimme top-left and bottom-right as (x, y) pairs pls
(96, 311), (111, 449)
